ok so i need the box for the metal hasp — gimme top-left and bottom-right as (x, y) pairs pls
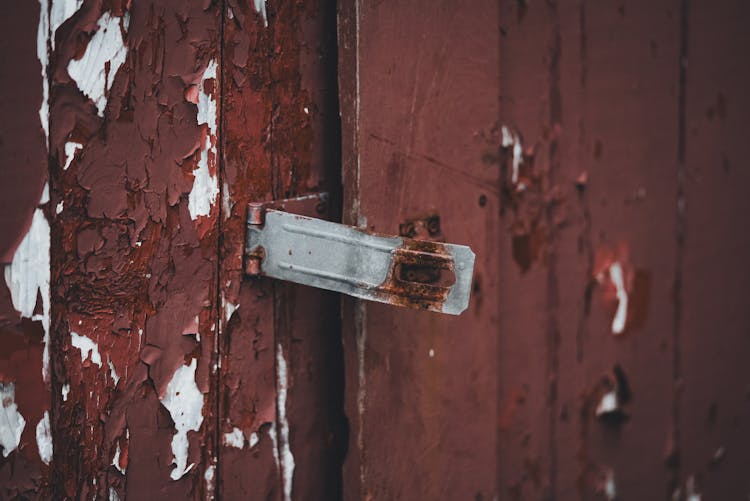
(245, 195), (476, 315)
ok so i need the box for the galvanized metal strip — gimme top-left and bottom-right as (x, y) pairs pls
(246, 209), (475, 315)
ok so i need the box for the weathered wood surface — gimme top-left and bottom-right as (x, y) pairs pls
(0, 1), (51, 498)
(1, 1), (343, 499)
(339, 1), (500, 498)
(219, 0), (344, 499)
(340, 0), (750, 499)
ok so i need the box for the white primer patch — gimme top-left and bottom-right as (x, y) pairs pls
(685, 475), (701, 501)
(428, 348), (435, 358)
(67, 12), (129, 116)
(596, 390), (618, 416)
(609, 262), (628, 335)
(604, 469), (616, 500)
(61, 383), (70, 401)
(36, 410), (52, 464)
(63, 141), (83, 170)
(0, 383), (26, 458)
(253, 0), (268, 27)
(249, 432), (259, 448)
(37, 0), (50, 142)
(501, 125), (524, 186)
(71, 331), (102, 367)
(5, 205), (51, 381)
(108, 356), (120, 385)
(109, 487), (120, 501)
(50, 0), (83, 49)
(56, 201), (64, 215)
(224, 300), (239, 321)
(204, 464), (216, 498)
(276, 345), (295, 501)
(223, 427), (244, 449)
(160, 359), (204, 480)
(188, 60), (219, 220)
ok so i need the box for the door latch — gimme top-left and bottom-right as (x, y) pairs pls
(245, 193), (475, 315)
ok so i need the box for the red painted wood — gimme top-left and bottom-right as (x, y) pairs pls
(339, 1), (500, 498)
(220, 1), (344, 499)
(680, 1), (750, 497)
(49, 2), (221, 498)
(0, 1), (51, 497)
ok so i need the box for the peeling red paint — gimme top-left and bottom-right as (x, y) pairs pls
(49, 1), (221, 498)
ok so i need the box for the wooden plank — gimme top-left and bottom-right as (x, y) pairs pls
(680, 1), (750, 497)
(48, 2), (221, 498)
(0, 1), (52, 497)
(498, 1), (681, 498)
(219, 0), (345, 498)
(555, 2), (681, 499)
(340, 1), (500, 498)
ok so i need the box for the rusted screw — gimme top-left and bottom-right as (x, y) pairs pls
(248, 203), (265, 226)
(245, 257), (261, 276)
(427, 217), (440, 236)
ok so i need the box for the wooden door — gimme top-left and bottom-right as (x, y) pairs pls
(2, 0), (750, 500)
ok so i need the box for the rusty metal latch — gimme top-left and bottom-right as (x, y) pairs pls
(244, 194), (475, 315)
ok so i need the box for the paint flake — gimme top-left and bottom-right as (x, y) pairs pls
(0, 383), (26, 458)
(160, 359), (204, 480)
(61, 383), (70, 401)
(5, 205), (50, 381)
(36, 410), (52, 464)
(188, 60), (219, 220)
(253, 0), (268, 26)
(67, 12), (129, 116)
(71, 331), (102, 367)
(609, 262), (628, 335)
(276, 345), (295, 501)
(37, 0), (50, 142)
(108, 356), (120, 385)
(50, 0), (83, 49)
(63, 141), (83, 170)
(596, 390), (618, 416)
(223, 427), (244, 449)
(249, 432), (259, 448)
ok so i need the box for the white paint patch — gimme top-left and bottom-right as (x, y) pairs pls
(56, 201), (64, 215)
(428, 348), (435, 358)
(67, 12), (129, 116)
(685, 475), (701, 501)
(223, 427), (244, 449)
(204, 464), (216, 498)
(108, 356), (120, 385)
(112, 442), (123, 473)
(276, 345), (295, 501)
(63, 141), (83, 170)
(160, 359), (204, 480)
(37, 0), (50, 143)
(249, 432), (259, 448)
(188, 60), (219, 220)
(109, 487), (120, 501)
(35, 410), (52, 464)
(224, 300), (239, 321)
(0, 383), (26, 458)
(604, 469), (616, 500)
(596, 390), (618, 416)
(61, 383), (70, 401)
(71, 331), (102, 367)
(50, 0), (83, 49)
(501, 125), (523, 186)
(253, 0), (268, 27)
(609, 262), (628, 335)
(222, 181), (232, 220)
(5, 204), (51, 381)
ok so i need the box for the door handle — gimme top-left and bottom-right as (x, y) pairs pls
(244, 193), (475, 315)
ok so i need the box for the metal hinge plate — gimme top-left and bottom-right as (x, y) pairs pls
(245, 194), (475, 315)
